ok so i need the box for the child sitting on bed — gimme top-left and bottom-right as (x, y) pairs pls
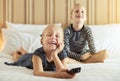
(5, 24), (76, 78)
(64, 3), (109, 63)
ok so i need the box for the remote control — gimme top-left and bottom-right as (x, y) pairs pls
(67, 67), (81, 74)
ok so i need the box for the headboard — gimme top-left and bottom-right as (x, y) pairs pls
(0, 0), (120, 28)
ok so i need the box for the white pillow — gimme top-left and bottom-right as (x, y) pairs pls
(6, 21), (61, 35)
(3, 22), (61, 55)
(89, 25), (120, 58)
(1, 29), (42, 55)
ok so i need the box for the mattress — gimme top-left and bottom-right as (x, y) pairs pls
(0, 52), (120, 81)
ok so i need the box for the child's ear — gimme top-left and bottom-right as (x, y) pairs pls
(41, 38), (43, 45)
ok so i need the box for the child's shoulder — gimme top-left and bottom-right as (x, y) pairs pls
(83, 25), (92, 31)
(33, 47), (46, 59)
(33, 47), (45, 55)
(64, 25), (71, 30)
(64, 26), (72, 35)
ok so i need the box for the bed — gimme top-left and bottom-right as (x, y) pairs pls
(0, 22), (120, 81)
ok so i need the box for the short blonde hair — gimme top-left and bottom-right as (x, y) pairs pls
(41, 24), (64, 38)
(71, 3), (86, 15)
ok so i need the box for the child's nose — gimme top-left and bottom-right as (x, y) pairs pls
(51, 36), (57, 41)
(51, 35), (56, 38)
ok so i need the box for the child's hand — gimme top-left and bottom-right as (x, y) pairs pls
(57, 43), (64, 52)
(56, 69), (75, 78)
(80, 53), (91, 60)
(53, 43), (64, 54)
(51, 43), (64, 62)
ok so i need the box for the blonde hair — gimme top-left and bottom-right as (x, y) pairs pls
(71, 3), (86, 15)
(41, 24), (64, 38)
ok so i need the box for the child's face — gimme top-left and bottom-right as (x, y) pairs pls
(41, 26), (64, 51)
(71, 5), (87, 24)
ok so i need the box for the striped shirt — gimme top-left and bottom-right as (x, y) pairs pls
(64, 24), (96, 61)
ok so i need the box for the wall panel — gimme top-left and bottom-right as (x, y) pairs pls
(12, 0), (25, 23)
(95, 0), (109, 24)
(117, 0), (120, 23)
(54, 0), (67, 26)
(0, 0), (120, 26)
(109, 0), (117, 23)
(34, 0), (46, 24)
(0, 0), (4, 24)
(75, 0), (87, 7)
(87, 0), (96, 25)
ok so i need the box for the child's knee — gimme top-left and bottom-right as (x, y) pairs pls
(102, 49), (109, 58)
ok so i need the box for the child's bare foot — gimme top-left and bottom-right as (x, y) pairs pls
(12, 51), (22, 62)
(19, 47), (27, 55)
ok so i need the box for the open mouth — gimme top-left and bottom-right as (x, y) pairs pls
(48, 41), (57, 45)
(76, 15), (80, 18)
(49, 43), (57, 45)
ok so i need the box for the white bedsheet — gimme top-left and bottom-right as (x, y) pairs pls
(0, 52), (120, 81)
(1, 24), (120, 81)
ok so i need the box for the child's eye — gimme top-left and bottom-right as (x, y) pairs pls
(56, 35), (60, 38)
(75, 10), (79, 13)
(81, 11), (84, 13)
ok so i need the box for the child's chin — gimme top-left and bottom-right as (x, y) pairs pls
(49, 47), (56, 50)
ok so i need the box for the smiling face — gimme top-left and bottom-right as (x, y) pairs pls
(71, 4), (87, 24)
(41, 25), (64, 51)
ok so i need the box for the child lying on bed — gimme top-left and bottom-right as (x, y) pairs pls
(5, 24), (76, 78)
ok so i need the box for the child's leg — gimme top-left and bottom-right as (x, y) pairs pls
(82, 49), (109, 63)
(66, 57), (82, 64)
(12, 47), (27, 62)
(19, 47), (27, 55)
(13, 51), (22, 62)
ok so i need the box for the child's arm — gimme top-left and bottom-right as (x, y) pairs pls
(52, 43), (67, 71)
(86, 27), (96, 54)
(19, 47), (28, 55)
(32, 55), (74, 78)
